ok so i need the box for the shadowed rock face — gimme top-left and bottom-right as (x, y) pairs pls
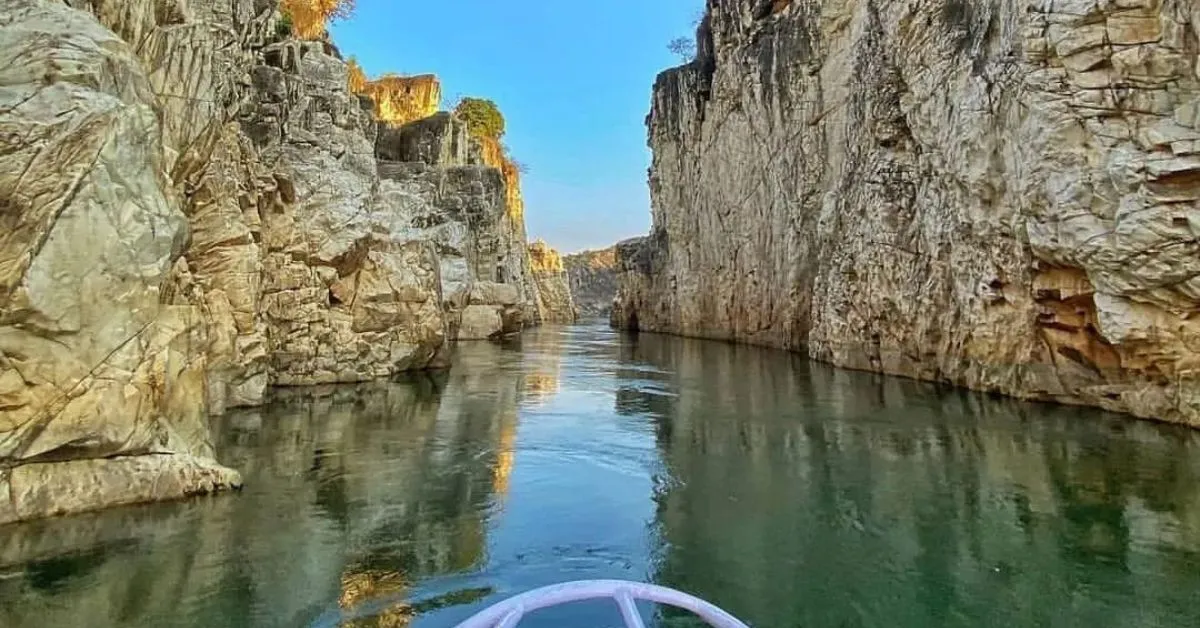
(615, 0), (1200, 427)
(565, 246), (619, 319)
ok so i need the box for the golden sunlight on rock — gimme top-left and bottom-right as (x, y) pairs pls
(360, 75), (441, 126)
(339, 569), (412, 628)
(528, 240), (565, 273)
(528, 241), (575, 323)
(280, 0), (353, 40)
(346, 57), (367, 93)
(492, 414), (517, 496)
(474, 136), (524, 221)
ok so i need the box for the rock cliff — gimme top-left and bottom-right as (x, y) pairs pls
(359, 74), (441, 126)
(564, 245), (619, 318)
(615, 0), (1200, 427)
(528, 240), (577, 323)
(0, 0), (558, 522)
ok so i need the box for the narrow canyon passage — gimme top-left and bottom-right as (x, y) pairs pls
(2, 323), (1200, 627)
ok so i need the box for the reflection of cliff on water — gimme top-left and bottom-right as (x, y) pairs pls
(0, 367), (523, 628)
(617, 332), (1200, 628)
(511, 326), (568, 408)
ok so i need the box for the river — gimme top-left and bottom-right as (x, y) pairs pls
(2, 322), (1199, 627)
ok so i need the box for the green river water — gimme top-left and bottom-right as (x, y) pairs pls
(2, 322), (1199, 627)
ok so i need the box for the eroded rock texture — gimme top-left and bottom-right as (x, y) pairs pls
(565, 245), (619, 318)
(359, 74), (442, 126)
(377, 114), (539, 340)
(0, 0), (245, 524)
(0, 0), (556, 522)
(614, 0), (1200, 426)
(528, 241), (577, 323)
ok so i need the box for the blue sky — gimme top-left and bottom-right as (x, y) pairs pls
(330, 0), (701, 254)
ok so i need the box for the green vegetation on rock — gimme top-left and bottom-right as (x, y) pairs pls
(275, 12), (293, 38)
(454, 97), (505, 139)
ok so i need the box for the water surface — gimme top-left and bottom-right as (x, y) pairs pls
(2, 322), (1200, 627)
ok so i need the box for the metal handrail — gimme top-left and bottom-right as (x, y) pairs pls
(455, 579), (750, 628)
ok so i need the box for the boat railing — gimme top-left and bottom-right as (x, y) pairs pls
(455, 579), (750, 628)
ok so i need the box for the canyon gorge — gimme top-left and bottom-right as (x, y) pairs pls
(614, 0), (1200, 428)
(0, 0), (574, 523)
(565, 245), (621, 318)
(5, 0), (1200, 528)
(5, 2), (1200, 625)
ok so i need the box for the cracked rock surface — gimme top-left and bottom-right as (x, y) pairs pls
(0, 0), (552, 522)
(614, 0), (1200, 426)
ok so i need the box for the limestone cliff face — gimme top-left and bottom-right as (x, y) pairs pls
(359, 74), (442, 126)
(565, 246), (619, 318)
(0, 0), (257, 524)
(475, 136), (527, 221)
(376, 113), (539, 339)
(528, 241), (577, 323)
(0, 0), (550, 522)
(615, 0), (1200, 427)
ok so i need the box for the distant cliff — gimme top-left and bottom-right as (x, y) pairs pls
(565, 246), (619, 319)
(614, 0), (1200, 427)
(528, 240), (576, 323)
(0, 0), (564, 523)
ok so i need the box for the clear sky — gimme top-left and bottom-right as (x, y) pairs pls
(329, 0), (700, 254)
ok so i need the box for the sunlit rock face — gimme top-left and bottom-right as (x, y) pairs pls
(614, 0), (1200, 426)
(528, 241), (577, 324)
(474, 136), (526, 222)
(565, 246), (619, 318)
(361, 74), (442, 126)
(279, 0), (337, 40)
(376, 116), (540, 339)
(0, 0), (530, 521)
(243, 38), (449, 384)
(0, 0), (243, 524)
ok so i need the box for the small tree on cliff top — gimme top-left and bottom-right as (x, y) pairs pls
(667, 36), (695, 62)
(455, 97), (506, 140)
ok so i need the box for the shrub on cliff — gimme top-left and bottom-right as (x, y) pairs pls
(280, 0), (355, 40)
(346, 56), (367, 93)
(275, 12), (293, 38)
(667, 36), (695, 62)
(454, 97), (506, 140)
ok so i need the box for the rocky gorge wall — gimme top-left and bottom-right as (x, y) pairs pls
(614, 0), (1200, 427)
(527, 240), (577, 323)
(565, 245), (620, 318)
(0, 0), (565, 523)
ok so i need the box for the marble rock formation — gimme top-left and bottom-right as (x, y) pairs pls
(528, 241), (578, 323)
(565, 246), (619, 318)
(359, 74), (442, 127)
(376, 115), (538, 340)
(614, 0), (1200, 427)
(0, 0), (553, 522)
(0, 0), (246, 524)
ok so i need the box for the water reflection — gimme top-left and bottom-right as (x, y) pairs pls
(1, 324), (1199, 628)
(621, 333), (1200, 627)
(0, 369), (514, 628)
